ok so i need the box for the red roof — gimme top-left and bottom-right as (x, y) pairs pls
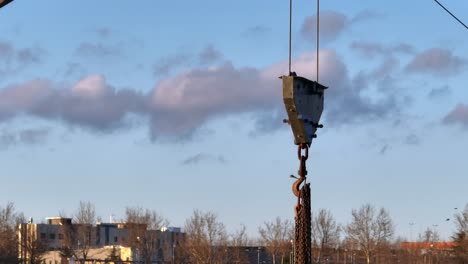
(400, 242), (455, 250)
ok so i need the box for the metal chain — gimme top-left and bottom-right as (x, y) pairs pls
(293, 144), (312, 264)
(295, 183), (311, 264)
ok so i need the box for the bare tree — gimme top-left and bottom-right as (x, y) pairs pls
(75, 201), (96, 225)
(311, 209), (341, 264)
(453, 204), (468, 263)
(183, 210), (229, 264)
(107, 245), (121, 262)
(345, 204), (394, 264)
(17, 223), (48, 264)
(125, 207), (168, 230)
(228, 224), (250, 263)
(73, 201), (96, 263)
(18, 234), (47, 264)
(0, 202), (24, 263)
(454, 204), (468, 235)
(231, 224), (250, 247)
(125, 206), (169, 264)
(420, 227), (440, 243)
(258, 217), (293, 264)
(57, 218), (76, 263)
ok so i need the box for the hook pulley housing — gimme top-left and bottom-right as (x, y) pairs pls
(282, 74), (327, 146)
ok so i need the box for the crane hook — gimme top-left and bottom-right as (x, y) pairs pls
(292, 176), (304, 198)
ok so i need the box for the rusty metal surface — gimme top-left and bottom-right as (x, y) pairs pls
(0, 0), (14, 9)
(282, 75), (326, 146)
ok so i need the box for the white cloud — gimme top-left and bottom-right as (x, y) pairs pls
(350, 41), (414, 59)
(301, 11), (348, 42)
(71, 75), (108, 99)
(405, 48), (466, 76)
(0, 49), (407, 140)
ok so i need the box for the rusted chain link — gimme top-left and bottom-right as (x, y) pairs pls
(297, 143), (309, 161)
(298, 144), (308, 179)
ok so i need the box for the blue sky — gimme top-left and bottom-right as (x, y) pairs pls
(1, 0), (467, 240)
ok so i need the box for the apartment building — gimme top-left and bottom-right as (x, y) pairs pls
(17, 217), (184, 263)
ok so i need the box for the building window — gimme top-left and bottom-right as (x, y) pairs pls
(50, 233), (56, 240)
(114, 236), (118, 243)
(40, 233), (46, 240)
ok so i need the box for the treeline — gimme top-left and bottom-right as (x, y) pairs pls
(1, 201), (467, 264)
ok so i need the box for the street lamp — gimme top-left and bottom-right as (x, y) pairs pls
(290, 240), (294, 264)
(172, 242), (175, 264)
(257, 246), (261, 264)
(0, 0), (14, 9)
(409, 222), (415, 242)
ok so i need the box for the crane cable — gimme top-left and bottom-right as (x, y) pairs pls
(316, 0), (319, 83)
(433, 0), (468, 30)
(289, 0), (292, 74)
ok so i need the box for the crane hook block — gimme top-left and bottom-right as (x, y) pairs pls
(281, 75), (327, 146)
